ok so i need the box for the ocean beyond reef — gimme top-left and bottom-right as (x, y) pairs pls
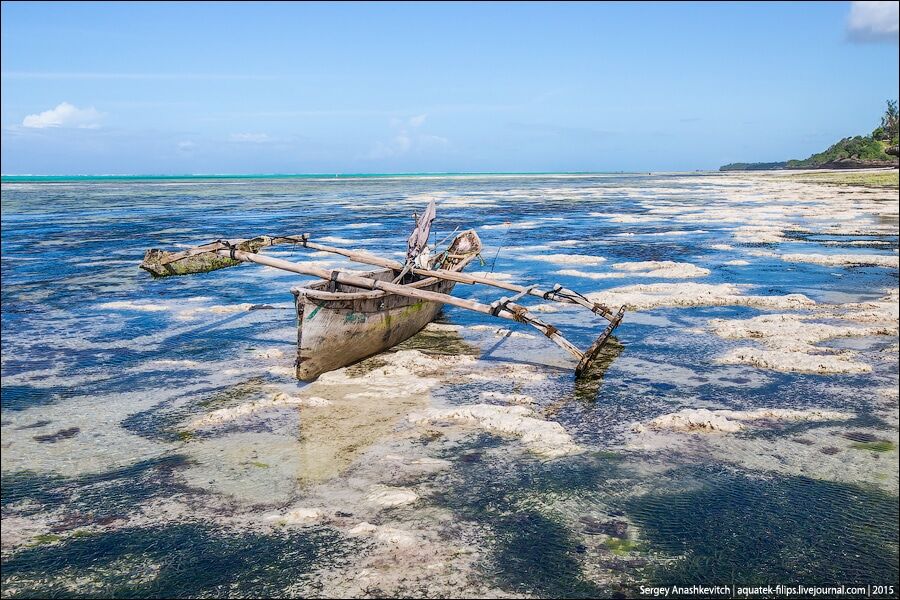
(1, 172), (898, 597)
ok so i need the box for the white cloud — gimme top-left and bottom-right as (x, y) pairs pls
(22, 102), (103, 129)
(366, 114), (447, 159)
(847, 1), (899, 42)
(230, 132), (272, 143)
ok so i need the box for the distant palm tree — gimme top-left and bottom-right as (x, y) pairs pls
(880, 100), (898, 142)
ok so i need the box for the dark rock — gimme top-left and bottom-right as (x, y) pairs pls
(580, 516), (629, 538)
(460, 452), (482, 463)
(33, 427), (80, 443)
(15, 420), (52, 430)
(820, 447), (841, 455)
(843, 431), (878, 443)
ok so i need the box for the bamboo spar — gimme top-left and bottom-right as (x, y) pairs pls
(147, 234), (615, 320)
(271, 235), (616, 321)
(215, 247), (585, 360)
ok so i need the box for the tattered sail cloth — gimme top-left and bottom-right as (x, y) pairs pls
(406, 199), (436, 262)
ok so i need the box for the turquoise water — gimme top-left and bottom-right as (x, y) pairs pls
(1, 174), (897, 597)
(1, 172), (618, 183)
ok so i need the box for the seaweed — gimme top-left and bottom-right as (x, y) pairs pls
(1, 524), (355, 598)
(1, 455), (192, 520)
(431, 444), (625, 597)
(624, 468), (900, 589)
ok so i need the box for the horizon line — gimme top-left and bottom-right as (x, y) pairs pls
(1, 169), (711, 180)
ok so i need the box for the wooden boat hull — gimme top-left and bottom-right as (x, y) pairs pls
(291, 230), (481, 380)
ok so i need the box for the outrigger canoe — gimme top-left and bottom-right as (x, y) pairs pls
(290, 230), (481, 379)
(140, 203), (625, 380)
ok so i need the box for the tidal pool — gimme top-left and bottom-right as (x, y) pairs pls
(2, 172), (897, 597)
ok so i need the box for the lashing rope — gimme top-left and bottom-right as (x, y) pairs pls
(217, 240), (238, 261)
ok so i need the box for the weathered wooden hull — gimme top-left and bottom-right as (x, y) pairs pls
(291, 230), (481, 380)
(293, 272), (457, 380)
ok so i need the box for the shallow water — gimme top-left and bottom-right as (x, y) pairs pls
(2, 173), (898, 597)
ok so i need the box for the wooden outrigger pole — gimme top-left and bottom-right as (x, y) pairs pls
(143, 234), (620, 320)
(141, 233), (625, 378)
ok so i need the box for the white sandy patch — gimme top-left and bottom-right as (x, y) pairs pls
(731, 225), (790, 244)
(264, 507), (324, 526)
(252, 348), (286, 359)
(98, 300), (168, 312)
(147, 359), (201, 368)
(612, 261), (710, 278)
(481, 220), (540, 230)
(723, 259), (750, 266)
(710, 313), (895, 348)
(318, 236), (359, 244)
(634, 407), (854, 434)
(366, 485), (419, 507)
(175, 303), (255, 320)
(349, 522), (379, 535)
(266, 365), (297, 378)
(709, 243), (734, 251)
(206, 303), (255, 314)
(530, 253), (606, 265)
(587, 283), (814, 312)
(717, 347), (872, 374)
(479, 391), (535, 404)
(836, 289), (899, 324)
(468, 325), (536, 339)
(642, 229), (709, 237)
(188, 391), (329, 429)
(315, 350), (474, 393)
(467, 271), (518, 282)
(708, 311), (896, 374)
(822, 240), (892, 246)
(558, 261), (708, 281)
(409, 404), (581, 458)
(424, 323), (462, 332)
(778, 253), (899, 269)
(345, 223), (381, 229)
(467, 362), (549, 382)
(605, 214), (660, 224)
(557, 269), (623, 280)
(347, 522), (418, 547)
(528, 303), (560, 313)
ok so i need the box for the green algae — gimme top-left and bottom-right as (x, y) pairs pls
(1, 456), (191, 521)
(29, 534), (61, 547)
(602, 537), (645, 556)
(2, 524), (357, 598)
(198, 377), (266, 409)
(850, 440), (896, 453)
(395, 324), (481, 357)
(432, 438), (622, 597)
(624, 468), (899, 588)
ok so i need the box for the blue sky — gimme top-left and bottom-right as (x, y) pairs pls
(2, 1), (898, 174)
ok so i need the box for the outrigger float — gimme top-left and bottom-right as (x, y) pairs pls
(140, 202), (625, 380)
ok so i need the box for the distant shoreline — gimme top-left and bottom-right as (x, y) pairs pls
(720, 161), (898, 172)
